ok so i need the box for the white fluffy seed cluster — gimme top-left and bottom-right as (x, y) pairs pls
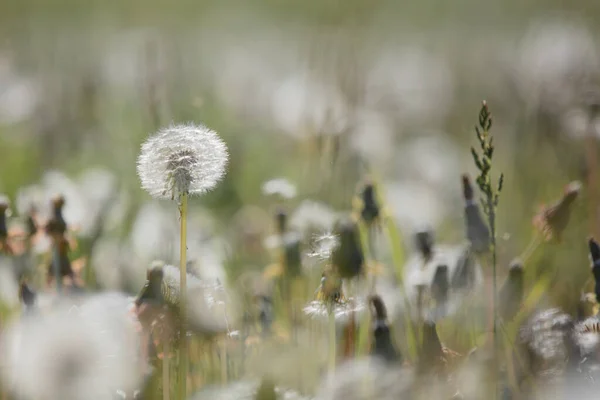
(137, 123), (229, 200)
(0, 293), (144, 400)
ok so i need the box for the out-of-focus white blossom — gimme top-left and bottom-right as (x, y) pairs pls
(516, 19), (599, 111)
(290, 200), (338, 233)
(316, 357), (414, 400)
(271, 73), (349, 137)
(262, 178), (297, 199)
(0, 293), (144, 400)
(367, 47), (454, 126)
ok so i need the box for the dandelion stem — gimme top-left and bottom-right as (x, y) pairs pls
(163, 341), (170, 400)
(220, 339), (227, 385)
(52, 239), (61, 293)
(178, 193), (188, 400)
(519, 233), (542, 264)
(585, 133), (600, 239)
(328, 303), (336, 375)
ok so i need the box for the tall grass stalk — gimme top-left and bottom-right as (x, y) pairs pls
(470, 101), (504, 397)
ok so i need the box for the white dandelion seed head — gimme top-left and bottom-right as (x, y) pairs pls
(0, 293), (144, 400)
(137, 123), (229, 200)
(261, 178), (297, 199)
(302, 298), (366, 327)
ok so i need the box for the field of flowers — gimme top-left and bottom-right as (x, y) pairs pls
(1, 1), (600, 399)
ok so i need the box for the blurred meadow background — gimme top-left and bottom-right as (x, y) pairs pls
(1, 0), (600, 398)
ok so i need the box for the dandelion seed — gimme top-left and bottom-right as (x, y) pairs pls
(308, 231), (339, 262)
(137, 123), (228, 200)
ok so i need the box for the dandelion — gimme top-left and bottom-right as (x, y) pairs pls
(414, 228), (435, 263)
(261, 178), (297, 200)
(430, 264), (449, 317)
(275, 207), (288, 236)
(462, 175), (490, 253)
(520, 309), (574, 368)
(289, 200), (338, 233)
(137, 122), (228, 399)
(153, 264), (229, 336)
(589, 237), (600, 303)
(418, 320), (461, 376)
(331, 218), (364, 280)
(0, 294), (144, 400)
(498, 259), (524, 322)
(369, 295), (401, 364)
(451, 245), (477, 290)
(533, 181), (581, 242)
(18, 280), (36, 310)
(405, 242), (483, 320)
(137, 123), (228, 200)
(358, 181), (380, 227)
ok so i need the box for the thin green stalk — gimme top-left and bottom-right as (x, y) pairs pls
(163, 341), (170, 400)
(488, 204), (499, 399)
(178, 193), (188, 400)
(220, 340), (227, 385)
(328, 303), (336, 375)
(52, 241), (61, 293)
